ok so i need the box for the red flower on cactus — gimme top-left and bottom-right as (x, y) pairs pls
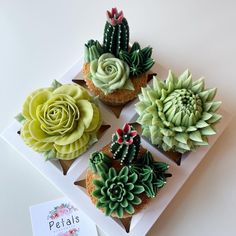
(106, 7), (124, 25)
(116, 123), (138, 145)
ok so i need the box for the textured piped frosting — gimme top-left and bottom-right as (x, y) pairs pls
(87, 124), (170, 218)
(17, 81), (101, 160)
(110, 123), (140, 165)
(135, 70), (222, 153)
(93, 166), (144, 217)
(89, 151), (111, 173)
(90, 53), (134, 95)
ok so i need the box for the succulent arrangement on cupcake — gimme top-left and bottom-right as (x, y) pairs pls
(135, 70), (222, 154)
(86, 123), (170, 218)
(15, 80), (102, 160)
(83, 8), (155, 106)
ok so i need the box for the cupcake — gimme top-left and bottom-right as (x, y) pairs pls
(83, 8), (155, 106)
(135, 70), (222, 155)
(86, 123), (170, 218)
(15, 80), (101, 161)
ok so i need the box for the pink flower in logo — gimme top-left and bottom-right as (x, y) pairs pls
(56, 228), (79, 236)
(57, 207), (70, 216)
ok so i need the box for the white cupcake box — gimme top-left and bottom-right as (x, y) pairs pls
(1, 58), (231, 236)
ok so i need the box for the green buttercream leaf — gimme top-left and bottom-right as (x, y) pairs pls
(208, 114), (222, 124)
(196, 120), (209, 128)
(44, 149), (57, 161)
(51, 80), (62, 90)
(200, 126), (216, 135)
(15, 113), (26, 124)
(132, 185), (145, 194)
(209, 101), (222, 112)
(122, 78), (135, 91)
(189, 130), (203, 142)
(175, 133), (188, 144)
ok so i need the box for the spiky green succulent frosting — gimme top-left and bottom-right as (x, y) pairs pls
(84, 39), (104, 63)
(90, 53), (134, 95)
(110, 123), (140, 165)
(88, 123), (170, 217)
(93, 166), (144, 218)
(129, 151), (169, 198)
(119, 42), (155, 76)
(135, 70), (222, 153)
(16, 81), (102, 160)
(89, 151), (111, 173)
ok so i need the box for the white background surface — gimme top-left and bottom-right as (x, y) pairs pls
(0, 1), (236, 235)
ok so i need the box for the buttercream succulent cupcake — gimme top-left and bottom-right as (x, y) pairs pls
(135, 70), (222, 155)
(86, 123), (170, 218)
(15, 80), (101, 160)
(83, 8), (155, 106)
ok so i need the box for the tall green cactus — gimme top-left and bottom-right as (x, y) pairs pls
(103, 8), (129, 57)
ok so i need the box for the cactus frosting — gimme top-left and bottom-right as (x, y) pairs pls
(119, 42), (155, 76)
(129, 151), (169, 198)
(110, 123), (140, 165)
(92, 166), (144, 218)
(84, 39), (104, 63)
(103, 7), (129, 57)
(89, 151), (111, 173)
(135, 70), (222, 153)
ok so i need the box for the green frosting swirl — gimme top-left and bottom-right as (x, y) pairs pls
(90, 53), (134, 95)
(89, 151), (111, 173)
(19, 82), (102, 160)
(135, 70), (222, 153)
(93, 166), (144, 218)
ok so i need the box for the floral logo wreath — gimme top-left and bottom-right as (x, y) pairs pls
(56, 228), (79, 236)
(47, 203), (77, 220)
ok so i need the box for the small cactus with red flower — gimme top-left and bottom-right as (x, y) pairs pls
(110, 123), (140, 164)
(103, 7), (129, 57)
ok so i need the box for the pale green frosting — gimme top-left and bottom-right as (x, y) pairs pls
(135, 70), (222, 153)
(90, 53), (134, 95)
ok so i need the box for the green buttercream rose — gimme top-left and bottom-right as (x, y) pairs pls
(90, 53), (134, 95)
(18, 81), (101, 160)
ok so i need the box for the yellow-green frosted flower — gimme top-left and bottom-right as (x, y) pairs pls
(135, 70), (222, 154)
(17, 81), (101, 160)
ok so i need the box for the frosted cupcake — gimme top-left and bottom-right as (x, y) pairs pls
(83, 8), (155, 106)
(135, 70), (222, 155)
(16, 80), (101, 160)
(86, 123), (170, 218)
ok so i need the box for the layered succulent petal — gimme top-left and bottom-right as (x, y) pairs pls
(93, 166), (144, 218)
(90, 53), (134, 95)
(19, 82), (102, 160)
(135, 70), (222, 153)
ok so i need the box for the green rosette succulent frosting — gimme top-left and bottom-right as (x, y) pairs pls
(90, 53), (134, 95)
(17, 81), (102, 160)
(129, 151), (169, 198)
(110, 123), (140, 165)
(135, 70), (222, 153)
(93, 166), (144, 218)
(89, 151), (111, 173)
